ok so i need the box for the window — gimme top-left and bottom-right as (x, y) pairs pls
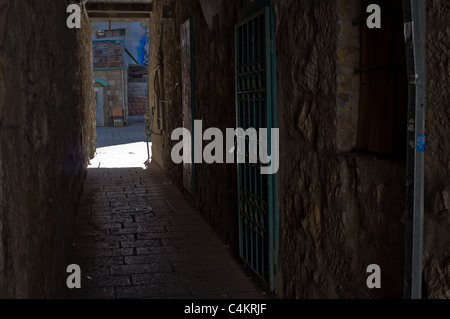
(354, 0), (407, 159)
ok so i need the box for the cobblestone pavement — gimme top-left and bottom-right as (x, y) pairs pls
(65, 120), (269, 299)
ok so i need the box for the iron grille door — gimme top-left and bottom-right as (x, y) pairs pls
(235, 7), (278, 291)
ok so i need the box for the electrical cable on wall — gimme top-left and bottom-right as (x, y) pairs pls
(146, 16), (182, 163)
(146, 21), (166, 138)
(146, 17), (182, 138)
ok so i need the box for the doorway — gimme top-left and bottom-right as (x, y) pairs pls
(235, 3), (278, 291)
(95, 87), (105, 127)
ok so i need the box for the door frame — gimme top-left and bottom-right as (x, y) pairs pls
(235, 1), (279, 292)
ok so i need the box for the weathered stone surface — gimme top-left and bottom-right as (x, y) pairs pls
(336, 0), (361, 152)
(93, 41), (127, 69)
(0, 1), (95, 298)
(0, 0), (8, 48)
(128, 82), (149, 116)
(424, 0), (450, 300)
(95, 69), (128, 127)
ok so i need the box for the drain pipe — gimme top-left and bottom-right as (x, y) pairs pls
(122, 69), (126, 125)
(402, 0), (426, 300)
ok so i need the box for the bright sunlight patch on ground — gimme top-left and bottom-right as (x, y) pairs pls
(88, 142), (151, 169)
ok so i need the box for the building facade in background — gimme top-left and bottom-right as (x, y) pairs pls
(93, 40), (128, 127)
(92, 21), (150, 123)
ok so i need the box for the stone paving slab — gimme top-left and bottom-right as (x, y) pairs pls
(66, 163), (269, 299)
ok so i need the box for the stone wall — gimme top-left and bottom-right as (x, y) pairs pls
(0, 1), (95, 298)
(149, 0), (450, 298)
(336, 0), (361, 152)
(128, 82), (148, 116)
(149, 0), (246, 247)
(91, 21), (149, 66)
(275, 0), (449, 299)
(423, 0), (450, 299)
(274, 0), (403, 299)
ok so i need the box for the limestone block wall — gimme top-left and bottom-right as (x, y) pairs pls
(149, 0), (247, 248)
(274, 0), (449, 299)
(128, 82), (149, 116)
(423, 0), (450, 299)
(274, 0), (402, 298)
(91, 21), (149, 66)
(0, 1), (95, 298)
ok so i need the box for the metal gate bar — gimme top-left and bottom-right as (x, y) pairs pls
(235, 6), (277, 291)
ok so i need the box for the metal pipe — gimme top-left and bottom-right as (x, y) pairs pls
(122, 70), (126, 125)
(402, 0), (426, 300)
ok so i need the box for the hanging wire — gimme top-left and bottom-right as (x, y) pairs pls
(146, 18), (179, 137)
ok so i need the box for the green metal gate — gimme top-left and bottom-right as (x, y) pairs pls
(235, 5), (278, 291)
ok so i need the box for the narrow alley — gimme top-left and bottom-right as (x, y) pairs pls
(66, 119), (268, 299)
